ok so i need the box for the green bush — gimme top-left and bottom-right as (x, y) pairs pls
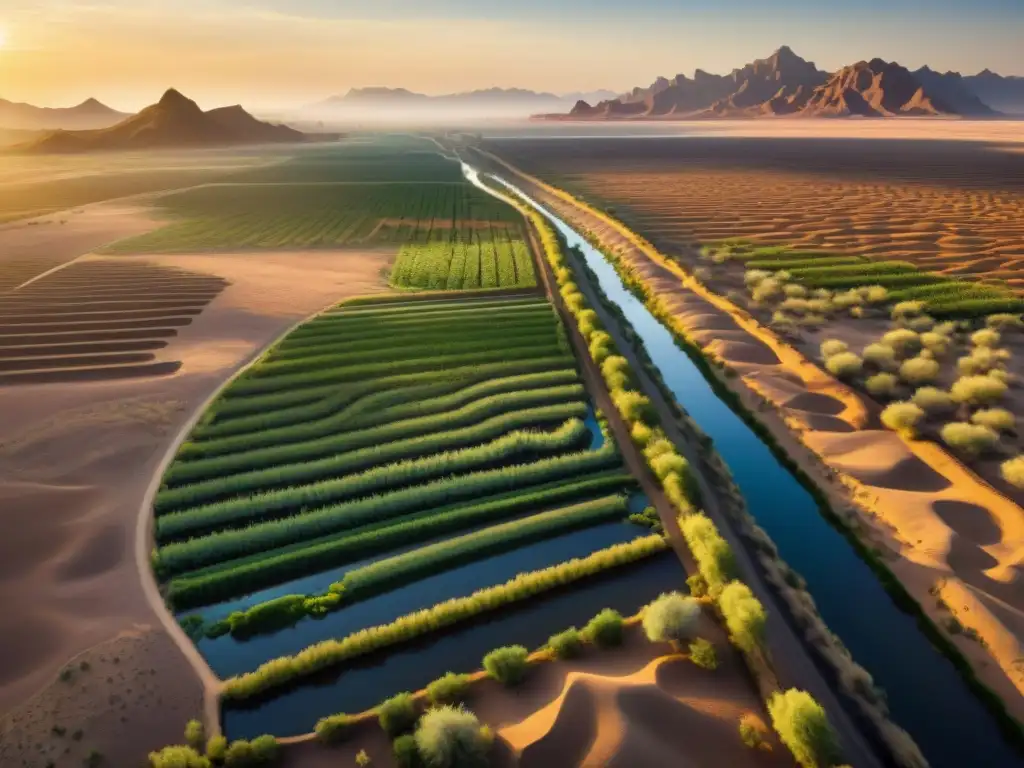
(912, 387), (955, 414)
(185, 719), (204, 751)
(940, 422), (1000, 457)
(863, 343), (898, 371)
(149, 747), (210, 768)
(427, 673), (471, 706)
(767, 689), (842, 768)
(865, 372), (899, 398)
(356, 750), (371, 767)
(719, 581), (766, 654)
(249, 736), (279, 765)
(414, 706), (493, 768)
(688, 638), (718, 670)
(898, 357), (939, 386)
(970, 408), (1015, 433)
(393, 734), (422, 768)
(315, 713), (352, 744)
(1000, 456), (1024, 488)
(971, 328), (1001, 348)
(951, 375), (1007, 406)
(583, 608), (624, 648)
(205, 735), (227, 762)
(483, 646), (529, 686)
(880, 401), (925, 437)
(548, 627), (584, 659)
(825, 352), (862, 379)
(641, 592), (702, 646)
(379, 692), (418, 737)
(612, 389), (654, 423)
(880, 329), (920, 358)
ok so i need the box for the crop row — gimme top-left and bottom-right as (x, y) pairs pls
(155, 441), (621, 578)
(786, 260), (918, 279)
(219, 534), (667, 701)
(163, 383), (585, 489)
(746, 256), (866, 271)
(320, 295), (548, 319)
(181, 370), (579, 461)
(390, 230), (536, 291)
(157, 417), (591, 542)
(157, 399), (587, 520)
(167, 472), (635, 609)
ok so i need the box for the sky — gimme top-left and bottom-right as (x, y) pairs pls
(0, 0), (1021, 111)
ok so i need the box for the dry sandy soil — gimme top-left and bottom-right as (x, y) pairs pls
(280, 621), (794, 768)
(488, 134), (1024, 288)
(0, 243), (391, 767)
(476, 145), (1024, 725)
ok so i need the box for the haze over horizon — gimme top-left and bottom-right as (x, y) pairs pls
(1, 0), (1022, 112)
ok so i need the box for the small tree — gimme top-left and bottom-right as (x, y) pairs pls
(951, 375), (1007, 406)
(940, 422), (1000, 457)
(1000, 456), (1024, 488)
(863, 343), (898, 371)
(971, 408), (1016, 433)
(881, 401), (925, 437)
(185, 720), (205, 751)
(825, 352), (862, 379)
(866, 372), (900, 398)
(689, 638), (718, 670)
(482, 646), (529, 686)
(583, 608), (624, 648)
(912, 386), (955, 414)
(767, 689), (842, 768)
(379, 693), (418, 738)
(641, 592), (702, 648)
(414, 706), (492, 768)
(898, 356), (939, 386)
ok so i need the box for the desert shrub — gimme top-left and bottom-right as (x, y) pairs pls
(744, 269), (771, 286)
(641, 592), (702, 646)
(832, 290), (864, 310)
(679, 513), (737, 594)
(427, 673), (471, 706)
(819, 339), (848, 359)
(689, 638), (718, 670)
(576, 310), (601, 339)
(547, 627), (584, 659)
(863, 343), (898, 371)
(315, 713), (352, 744)
(907, 315), (935, 331)
(767, 689), (842, 768)
(583, 608), (624, 648)
(249, 736), (278, 764)
(880, 329), (920, 357)
(799, 314), (825, 328)
(600, 355), (632, 388)
(185, 720), (205, 751)
(482, 646), (529, 686)
(940, 422), (1000, 457)
(739, 713), (769, 750)
(862, 285), (889, 303)
(892, 300), (925, 319)
(825, 352), (862, 379)
(785, 284), (809, 298)
(1000, 456), (1024, 488)
(693, 266), (711, 283)
(866, 372), (900, 398)
(958, 347), (1004, 375)
(881, 402), (925, 437)
(989, 368), (1013, 386)
(612, 389), (654, 423)
(356, 750), (371, 767)
(719, 581), (766, 654)
(206, 736), (227, 762)
(971, 328), (1001, 348)
(951, 375), (1007, 405)
(919, 331), (949, 355)
(987, 313), (1023, 330)
(911, 387), (955, 414)
(971, 408), (1016, 433)
(752, 278), (783, 303)
(379, 693), (418, 737)
(393, 734), (422, 768)
(149, 747), (211, 768)
(686, 573), (708, 598)
(780, 297), (810, 315)
(898, 356), (939, 386)
(223, 741), (254, 767)
(414, 706), (492, 768)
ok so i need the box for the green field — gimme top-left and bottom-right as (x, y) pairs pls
(155, 295), (641, 616)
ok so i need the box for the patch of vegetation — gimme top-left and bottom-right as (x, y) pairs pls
(482, 646), (529, 686)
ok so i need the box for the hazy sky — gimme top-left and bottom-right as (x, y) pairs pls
(1, 0), (1021, 111)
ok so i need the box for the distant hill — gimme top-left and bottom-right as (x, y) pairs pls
(0, 97), (129, 130)
(307, 87), (610, 120)
(22, 89), (308, 154)
(964, 70), (1024, 115)
(559, 47), (1015, 120)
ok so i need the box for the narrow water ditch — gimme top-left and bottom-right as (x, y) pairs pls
(476, 169), (1022, 768)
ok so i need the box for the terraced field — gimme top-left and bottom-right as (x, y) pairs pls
(0, 258), (227, 385)
(152, 294), (677, 736)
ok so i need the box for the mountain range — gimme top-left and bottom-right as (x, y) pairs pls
(0, 97), (129, 131)
(563, 47), (1024, 119)
(21, 89), (310, 153)
(305, 87), (618, 120)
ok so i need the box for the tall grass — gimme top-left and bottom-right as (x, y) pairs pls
(220, 535), (668, 700)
